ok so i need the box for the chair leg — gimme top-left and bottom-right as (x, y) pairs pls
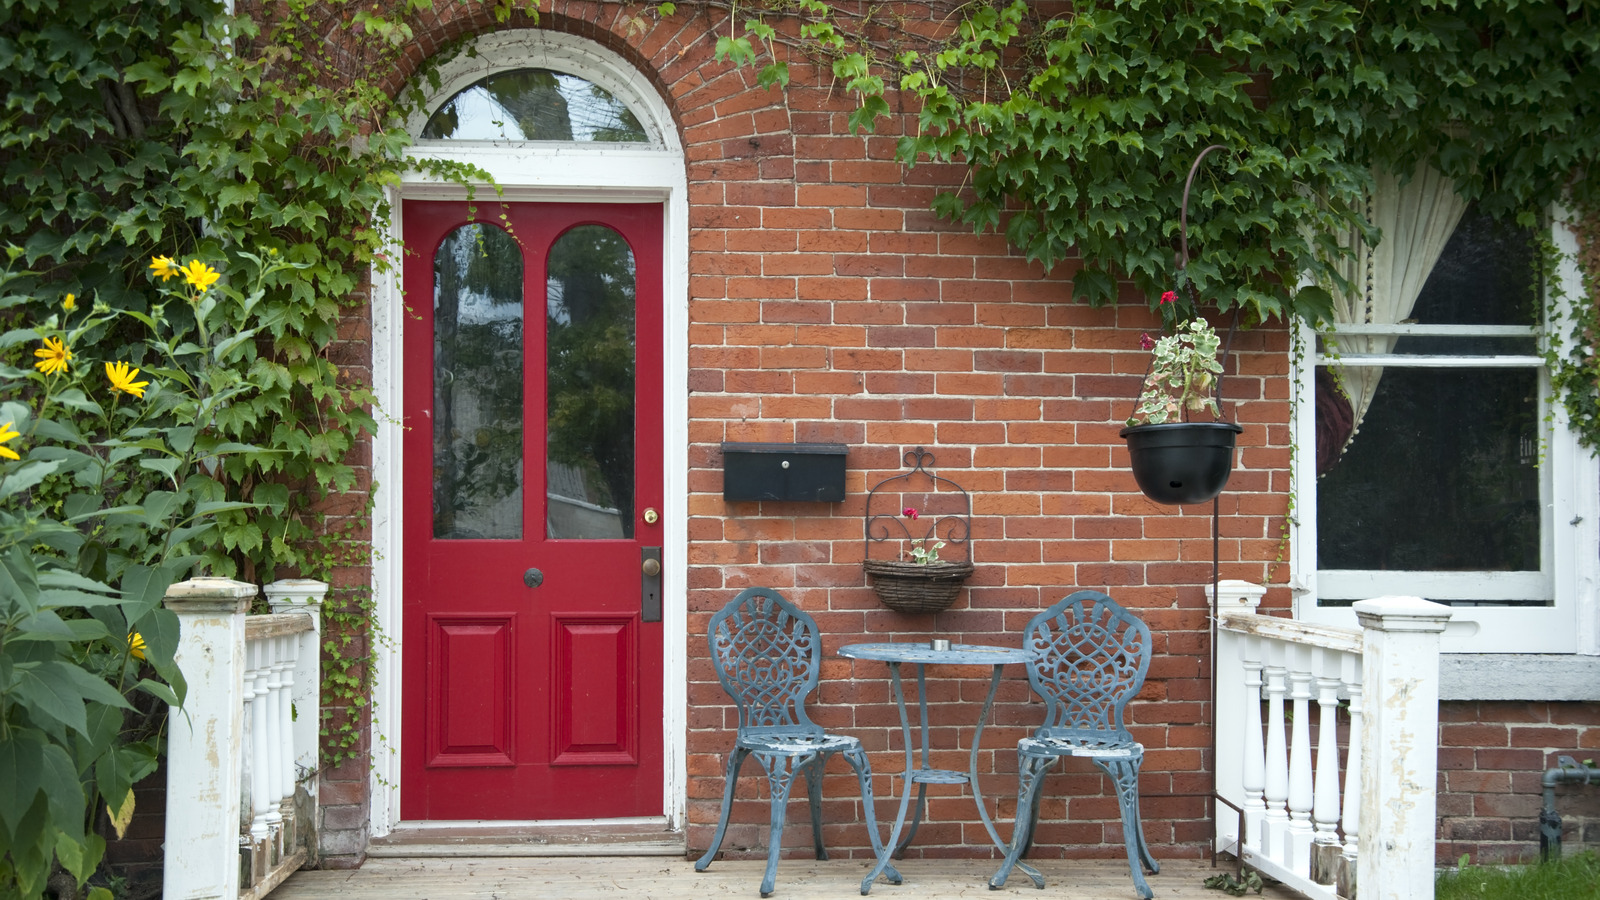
(989, 754), (1053, 890)
(842, 743), (901, 893)
(1096, 757), (1155, 900)
(1021, 774), (1044, 858)
(759, 753), (801, 898)
(804, 753), (829, 860)
(696, 746), (751, 872)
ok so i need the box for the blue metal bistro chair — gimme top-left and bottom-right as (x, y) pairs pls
(696, 587), (899, 897)
(989, 590), (1159, 898)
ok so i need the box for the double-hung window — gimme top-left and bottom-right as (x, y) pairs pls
(1292, 170), (1597, 656)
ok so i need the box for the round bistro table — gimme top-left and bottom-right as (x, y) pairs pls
(838, 641), (1044, 895)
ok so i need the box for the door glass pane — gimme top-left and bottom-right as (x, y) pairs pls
(422, 68), (649, 143)
(546, 225), (635, 540)
(1317, 366), (1541, 573)
(434, 224), (524, 539)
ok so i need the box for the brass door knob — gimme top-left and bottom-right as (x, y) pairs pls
(643, 507), (660, 525)
(641, 558), (662, 577)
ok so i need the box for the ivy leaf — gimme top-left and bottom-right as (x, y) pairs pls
(714, 35), (758, 68)
(757, 62), (789, 91)
(847, 96), (890, 134)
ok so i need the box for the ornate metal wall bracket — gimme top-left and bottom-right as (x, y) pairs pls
(862, 447), (973, 613)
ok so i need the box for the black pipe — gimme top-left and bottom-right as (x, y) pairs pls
(1539, 755), (1599, 861)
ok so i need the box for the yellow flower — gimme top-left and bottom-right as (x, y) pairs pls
(62, 293), (76, 311)
(180, 259), (220, 293)
(0, 421), (19, 461)
(105, 361), (150, 399)
(149, 255), (179, 281)
(128, 632), (146, 661)
(33, 336), (71, 375)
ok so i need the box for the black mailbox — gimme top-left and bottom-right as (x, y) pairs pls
(721, 442), (847, 502)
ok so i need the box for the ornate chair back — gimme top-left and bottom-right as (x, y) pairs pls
(707, 586), (823, 735)
(1022, 590), (1153, 741)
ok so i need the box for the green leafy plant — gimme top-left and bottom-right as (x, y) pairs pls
(0, 0), (511, 890)
(0, 245), (301, 898)
(898, 508), (945, 564)
(1436, 850), (1600, 900)
(1203, 869), (1265, 896)
(1128, 316), (1226, 427)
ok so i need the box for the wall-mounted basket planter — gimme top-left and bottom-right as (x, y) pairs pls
(863, 447), (972, 614)
(1121, 421), (1243, 505)
(862, 559), (975, 614)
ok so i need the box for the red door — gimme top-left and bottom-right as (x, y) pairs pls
(401, 200), (665, 820)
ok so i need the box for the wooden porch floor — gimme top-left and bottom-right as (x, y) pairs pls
(273, 856), (1299, 899)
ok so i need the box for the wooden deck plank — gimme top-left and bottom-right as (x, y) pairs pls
(273, 856), (1298, 899)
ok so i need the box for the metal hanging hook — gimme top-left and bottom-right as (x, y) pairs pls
(1178, 143), (1231, 272)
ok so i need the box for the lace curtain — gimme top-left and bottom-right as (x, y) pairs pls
(1325, 165), (1469, 451)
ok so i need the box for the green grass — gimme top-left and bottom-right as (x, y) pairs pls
(1435, 851), (1600, 900)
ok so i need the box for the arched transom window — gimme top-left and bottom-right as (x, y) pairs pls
(422, 68), (648, 143)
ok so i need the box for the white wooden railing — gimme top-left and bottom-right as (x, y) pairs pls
(1212, 581), (1452, 900)
(163, 577), (327, 900)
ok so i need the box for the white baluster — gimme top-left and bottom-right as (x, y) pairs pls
(1340, 654), (1363, 860)
(1240, 635), (1267, 856)
(249, 639), (273, 842)
(1286, 644), (1316, 875)
(277, 634), (300, 809)
(1261, 642), (1290, 862)
(239, 639), (257, 834)
(1312, 649), (1345, 852)
(263, 636), (285, 832)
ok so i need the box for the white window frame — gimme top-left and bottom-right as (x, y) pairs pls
(1292, 213), (1599, 656)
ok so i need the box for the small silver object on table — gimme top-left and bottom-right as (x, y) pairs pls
(837, 640), (1043, 895)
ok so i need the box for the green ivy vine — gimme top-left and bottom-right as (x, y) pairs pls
(709, 0), (1600, 439)
(0, 0), (518, 892)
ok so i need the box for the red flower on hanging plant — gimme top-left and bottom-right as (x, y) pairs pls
(902, 507), (919, 519)
(1160, 290), (1178, 305)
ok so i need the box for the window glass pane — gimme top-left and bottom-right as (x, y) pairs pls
(422, 68), (648, 142)
(434, 224), (524, 539)
(1317, 366), (1540, 572)
(1402, 206), (1537, 327)
(546, 225), (636, 540)
(1385, 335), (1538, 356)
(1320, 333), (1538, 356)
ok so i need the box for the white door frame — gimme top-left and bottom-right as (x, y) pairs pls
(367, 29), (689, 836)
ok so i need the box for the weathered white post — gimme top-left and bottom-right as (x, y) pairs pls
(1208, 579), (1266, 858)
(1354, 596), (1452, 900)
(163, 577), (257, 900)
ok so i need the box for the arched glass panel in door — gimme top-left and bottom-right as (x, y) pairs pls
(432, 223), (524, 539)
(546, 225), (636, 540)
(422, 68), (648, 142)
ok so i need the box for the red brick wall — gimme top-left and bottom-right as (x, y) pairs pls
(303, 0), (1600, 874)
(1438, 701), (1600, 865)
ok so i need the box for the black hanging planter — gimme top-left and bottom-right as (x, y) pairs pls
(1121, 421), (1244, 505)
(1120, 144), (1248, 506)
